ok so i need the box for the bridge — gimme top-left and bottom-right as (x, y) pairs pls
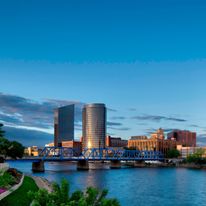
(30, 147), (164, 171)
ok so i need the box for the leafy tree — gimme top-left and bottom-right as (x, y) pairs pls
(0, 123), (24, 160)
(186, 149), (206, 164)
(28, 179), (120, 206)
(166, 149), (180, 158)
(0, 123), (5, 137)
(6, 141), (24, 159)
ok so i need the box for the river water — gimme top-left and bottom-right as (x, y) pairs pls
(7, 161), (206, 206)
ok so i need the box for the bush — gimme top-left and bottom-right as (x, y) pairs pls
(0, 123), (24, 160)
(0, 172), (16, 188)
(28, 179), (120, 206)
(166, 149), (180, 158)
(186, 149), (206, 164)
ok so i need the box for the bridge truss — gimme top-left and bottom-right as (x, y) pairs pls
(38, 147), (164, 161)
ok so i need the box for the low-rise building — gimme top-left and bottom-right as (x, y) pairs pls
(106, 136), (128, 148)
(61, 140), (82, 151)
(45, 141), (82, 150)
(24, 146), (39, 156)
(177, 145), (206, 158)
(128, 128), (177, 156)
(130, 136), (148, 140)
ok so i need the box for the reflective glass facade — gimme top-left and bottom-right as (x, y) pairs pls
(54, 104), (74, 146)
(82, 103), (106, 149)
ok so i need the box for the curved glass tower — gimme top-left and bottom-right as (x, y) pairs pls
(82, 103), (106, 149)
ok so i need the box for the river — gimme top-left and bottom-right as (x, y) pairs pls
(7, 161), (206, 206)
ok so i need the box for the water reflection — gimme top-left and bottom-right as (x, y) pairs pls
(7, 161), (206, 206)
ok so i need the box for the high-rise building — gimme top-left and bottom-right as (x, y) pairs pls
(54, 104), (74, 146)
(167, 130), (196, 147)
(82, 103), (106, 149)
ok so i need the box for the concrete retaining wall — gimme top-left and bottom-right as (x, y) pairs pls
(0, 163), (9, 174)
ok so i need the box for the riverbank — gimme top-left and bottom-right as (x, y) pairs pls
(27, 174), (53, 192)
(131, 162), (206, 169)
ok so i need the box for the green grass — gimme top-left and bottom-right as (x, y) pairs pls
(0, 176), (39, 206)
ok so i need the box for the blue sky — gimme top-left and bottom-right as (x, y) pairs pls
(0, 0), (206, 146)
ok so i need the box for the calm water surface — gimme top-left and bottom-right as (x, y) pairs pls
(8, 161), (206, 206)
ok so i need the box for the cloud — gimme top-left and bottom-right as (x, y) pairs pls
(197, 134), (206, 146)
(107, 121), (122, 126)
(4, 126), (53, 147)
(0, 92), (84, 133)
(188, 124), (200, 128)
(131, 114), (187, 122)
(107, 108), (117, 112)
(110, 116), (126, 120)
(108, 126), (131, 131)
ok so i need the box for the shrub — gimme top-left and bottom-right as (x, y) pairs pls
(0, 172), (16, 188)
(28, 178), (120, 206)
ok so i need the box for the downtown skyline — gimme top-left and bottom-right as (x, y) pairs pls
(0, 0), (206, 146)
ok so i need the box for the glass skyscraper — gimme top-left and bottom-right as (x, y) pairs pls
(54, 104), (74, 146)
(82, 103), (106, 149)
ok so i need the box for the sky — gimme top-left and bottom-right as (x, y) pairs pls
(0, 0), (206, 146)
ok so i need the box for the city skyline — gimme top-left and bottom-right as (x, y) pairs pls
(0, 0), (206, 146)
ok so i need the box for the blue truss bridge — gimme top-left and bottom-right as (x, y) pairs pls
(36, 147), (164, 161)
(10, 147), (164, 171)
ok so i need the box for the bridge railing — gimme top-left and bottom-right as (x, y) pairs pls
(38, 147), (164, 161)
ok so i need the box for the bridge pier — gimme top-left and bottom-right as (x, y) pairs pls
(77, 160), (89, 170)
(32, 160), (45, 172)
(110, 160), (121, 169)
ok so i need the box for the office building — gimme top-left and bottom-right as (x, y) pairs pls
(54, 104), (74, 146)
(82, 103), (106, 149)
(167, 130), (196, 147)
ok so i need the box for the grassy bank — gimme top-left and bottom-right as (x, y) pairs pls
(0, 176), (39, 206)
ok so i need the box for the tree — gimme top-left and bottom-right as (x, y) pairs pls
(0, 123), (24, 160)
(0, 123), (5, 137)
(166, 149), (180, 158)
(28, 178), (120, 206)
(186, 149), (206, 164)
(6, 141), (25, 159)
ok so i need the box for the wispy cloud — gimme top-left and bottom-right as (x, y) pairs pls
(131, 114), (187, 122)
(110, 116), (126, 120)
(107, 108), (117, 112)
(108, 126), (131, 131)
(188, 124), (200, 128)
(197, 134), (206, 146)
(4, 126), (53, 147)
(107, 121), (122, 126)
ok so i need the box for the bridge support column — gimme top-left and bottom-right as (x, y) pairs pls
(134, 160), (145, 167)
(32, 160), (45, 172)
(110, 160), (121, 169)
(77, 160), (89, 170)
